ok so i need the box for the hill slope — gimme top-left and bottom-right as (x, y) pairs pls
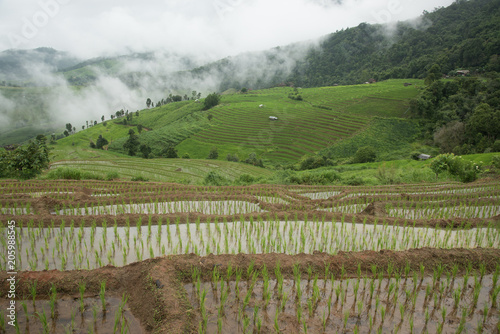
(52, 79), (421, 169)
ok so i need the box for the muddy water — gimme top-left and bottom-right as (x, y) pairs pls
(0, 296), (143, 333)
(256, 196), (290, 205)
(53, 200), (264, 215)
(301, 192), (341, 199)
(3, 220), (498, 271)
(389, 205), (500, 219)
(319, 204), (369, 214)
(184, 275), (499, 334)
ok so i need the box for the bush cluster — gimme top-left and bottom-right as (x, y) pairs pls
(429, 153), (481, 183)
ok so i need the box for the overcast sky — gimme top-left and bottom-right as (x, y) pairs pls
(0, 0), (455, 59)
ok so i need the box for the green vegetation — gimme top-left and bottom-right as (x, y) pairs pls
(288, 0), (500, 87)
(203, 93), (221, 110)
(430, 153), (481, 183)
(7, 78), (492, 186)
(176, 80), (420, 163)
(0, 135), (50, 179)
(411, 76), (500, 155)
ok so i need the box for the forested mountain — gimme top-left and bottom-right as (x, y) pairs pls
(191, 0), (500, 91)
(287, 0), (500, 87)
(0, 47), (80, 84)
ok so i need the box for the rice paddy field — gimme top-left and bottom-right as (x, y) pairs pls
(0, 178), (499, 333)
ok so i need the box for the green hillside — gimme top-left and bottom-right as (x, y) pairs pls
(175, 79), (421, 162)
(48, 79), (420, 176)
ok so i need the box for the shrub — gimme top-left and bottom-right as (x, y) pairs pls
(105, 171), (119, 181)
(410, 152), (421, 160)
(96, 135), (109, 150)
(1, 137), (51, 179)
(299, 156), (333, 170)
(236, 174), (256, 184)
(161, 145), (178, 158)
(226, 153), (239, 162)
(44, 168), (103, 181)
(131, 176), (149, 182)
(244, 153), (264, 167)
(140, 144), (152, 159)
(287, 171), (341, 185)
(182, 153), (191, 159)
(492, 140), (500, 152)
(429, 153), (481, 182)
(376, 163), (402, 184)
(352, 146), (376, 163)
(207, 147), (219, 159)
(492, 155), (500, 169)
(203, 93), (221, 110)
(344, 176), (366, 186)
(203, 171), (229, 186)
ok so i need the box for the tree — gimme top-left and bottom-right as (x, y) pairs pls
(226, 153), (239, 162)
(82, 125), (85, 130)
(63, 130), (69, 137)
(94, 121), (97, 126)
(137, 124), (143, 134)
(95, 135), (109, 149)
(115, 111), (121, 118)
(135, 111), (140, 117)
(207, 147), (219, 159)
(352, 146), (376, 163)
(161, 144), (178, 158)
(244, 153), (264, 167)
(467, 103), (500, 139)
(241, 87), (248, 93)
(434, 121), (466, 153)
(140, 144), (152, 159)
(66, 123), (72, 134)
(123, 129), (140, 156)
(203, 93), (221, 110)
(0, 136), (50, 179)
(101, 115), (105, 122)
(146, 98), (152, 108)
(425, 64), (441, 85)
(111, 115), (115, 120)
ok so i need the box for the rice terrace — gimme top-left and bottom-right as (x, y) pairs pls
(2, 0), (500, 333)
(1, 178), (500, 333)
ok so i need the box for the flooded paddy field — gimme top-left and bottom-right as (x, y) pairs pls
(0, 179), (499, 333)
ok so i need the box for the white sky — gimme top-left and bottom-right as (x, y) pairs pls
(0, 0), (455, 59)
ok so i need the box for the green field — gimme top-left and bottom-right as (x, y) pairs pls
(13, 78), (470, 185)
(176, 79), (421, 162)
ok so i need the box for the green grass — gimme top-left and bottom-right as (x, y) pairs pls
(176, 79), (422, 163)
(319, 117), (421, 162)
(47, 158), (273, 184)
(42, 79), (430, 184)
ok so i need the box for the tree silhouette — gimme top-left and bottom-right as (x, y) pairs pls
(123, 129), (140, 156)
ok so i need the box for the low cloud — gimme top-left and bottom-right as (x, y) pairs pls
(0, 0), (455, 58)
(0, 0), (456, 141)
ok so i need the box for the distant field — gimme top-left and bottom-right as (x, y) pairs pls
(14, 79), (426, 185)
(47, 157), (273, 183)
(176, 79), (421, 162)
